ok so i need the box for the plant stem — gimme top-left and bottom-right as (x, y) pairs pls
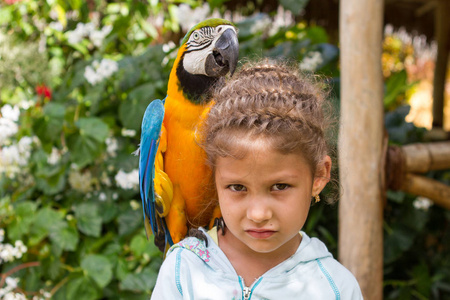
(0, 261), (40, 287)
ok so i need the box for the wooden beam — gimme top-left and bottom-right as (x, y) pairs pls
(432, 0), (450, 128)
(402, 173), (450, 209)
(415, 1), (436, 17)
(402, 141), (450, 172)
(339, 0), (384, 299)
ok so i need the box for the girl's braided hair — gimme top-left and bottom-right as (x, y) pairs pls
(200, 60), (332, 178)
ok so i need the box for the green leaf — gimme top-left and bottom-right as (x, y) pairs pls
(118, 208), (142, 236)
(115, 258), (130, 281)
(67, 133), (103, 167)
(279, 0), (309, 15)
(41, 255), (63, 280)
(77, 117), (109, 143)
(384, 70), (415, 109)
(384, 225), (416, 264)
(98, 201), (119, 223)
(7, 201), (37, 240)
(81, 254), (113, 288)
(33, 103), (66, 143)
(49, 223), (79, 251)
(120, 266), (158, 292)
(65, 276), (100, 300)
(66, 117), (109, 167)
(74, 203), (102, 237)
(30, 207), (65, 245)
(35, 166), (66, 195)
(130, 234), (148, 257)
(119, 84), (154, 131)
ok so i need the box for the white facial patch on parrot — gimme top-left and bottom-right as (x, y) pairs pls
(183, 25), (237, 76)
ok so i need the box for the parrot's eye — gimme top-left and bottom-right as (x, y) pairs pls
(192, 32), (200, 40)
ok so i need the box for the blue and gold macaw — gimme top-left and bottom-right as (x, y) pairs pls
(138, 19), (238, 252)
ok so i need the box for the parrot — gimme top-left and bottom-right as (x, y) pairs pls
(137, 18), (239, 252)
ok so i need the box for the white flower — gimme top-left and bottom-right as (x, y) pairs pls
(84, 65), (102, 85)
(17, 137), (33, 165)
(177, 4), (211, 32)
(0, 243), (15, 263)
(68, 170), (93, 193)
(99, 192), (107, 201)
(105, 137), (118, 157)
(0, 118), (18, 144)
(413, 196), (433, 211)
(115, 169), (139, 190)
(100, 172), (112, 187)
(49, 21), (64, 32)
(67, 29), (84, 44)
(3, 293), (27, 300)
(112, 192), (119, 200)
(121, 128), (136, 137)
(5, 277), (19, 290)
(250, 14), (271, 34)
(0, 136), (33, 177)
(89, 25), (112, 47)
(130, 200), (140, 210)
(84, 59), (118, 85)
(162, 41), (176, 53)
(18, 100), (34, 110)
(1, 105), (20, 121)
(299, 51), (324, 71)
(269, 6), (294, 36)
(14, 240), (27, 256)
(47, 147), (61, 165)
(67, 22), (96, 44)
(97, 59), (118, 78)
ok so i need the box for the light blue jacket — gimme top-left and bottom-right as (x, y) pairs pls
(151, 228), (363, 299)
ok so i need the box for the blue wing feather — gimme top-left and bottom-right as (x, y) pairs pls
(139, 100), (165, 238)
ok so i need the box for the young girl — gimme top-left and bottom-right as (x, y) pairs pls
(151, 61), (363, 299)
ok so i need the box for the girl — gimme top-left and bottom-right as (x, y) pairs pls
(151, 61), (363, 299)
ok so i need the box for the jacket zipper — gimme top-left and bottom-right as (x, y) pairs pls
(242, 286), (251, 300)
(239, 276), (263, 300)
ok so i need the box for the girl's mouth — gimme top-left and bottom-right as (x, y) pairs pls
(245, 230), (276, 239)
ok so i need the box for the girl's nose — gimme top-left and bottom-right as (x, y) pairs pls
(246, 197), (272, 223)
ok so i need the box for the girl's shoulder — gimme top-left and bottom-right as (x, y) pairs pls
(168, 235), (211, 263)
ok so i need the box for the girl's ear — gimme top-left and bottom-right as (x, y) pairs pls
(312, 155), (332, 196)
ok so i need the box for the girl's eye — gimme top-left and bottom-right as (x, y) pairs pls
(228, 184), (247, 192)
(272, 184), (289, 191)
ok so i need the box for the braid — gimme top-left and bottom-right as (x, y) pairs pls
(200, 59), (331, 175)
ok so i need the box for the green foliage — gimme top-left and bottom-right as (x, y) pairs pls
(1, 0), (448, 299)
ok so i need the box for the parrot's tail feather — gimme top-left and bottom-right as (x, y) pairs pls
(162, 218), (174, 246)
(154, 232), (166, 252)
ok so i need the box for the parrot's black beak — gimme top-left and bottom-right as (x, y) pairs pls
(205, 28), (239, 77)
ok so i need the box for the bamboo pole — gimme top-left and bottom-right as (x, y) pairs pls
(339, 0), (384, 299)
(432, 0), (450, 128)
(401, 173), (450, 210)
(402, 141), (450, 173)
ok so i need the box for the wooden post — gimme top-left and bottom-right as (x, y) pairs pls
(339, 0), (384, 299)
(432, 0), (450, 128)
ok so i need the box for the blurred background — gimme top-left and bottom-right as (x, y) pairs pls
(0, 0), (449, 299)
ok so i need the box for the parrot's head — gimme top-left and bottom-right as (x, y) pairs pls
(172, 18), (239, 104)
